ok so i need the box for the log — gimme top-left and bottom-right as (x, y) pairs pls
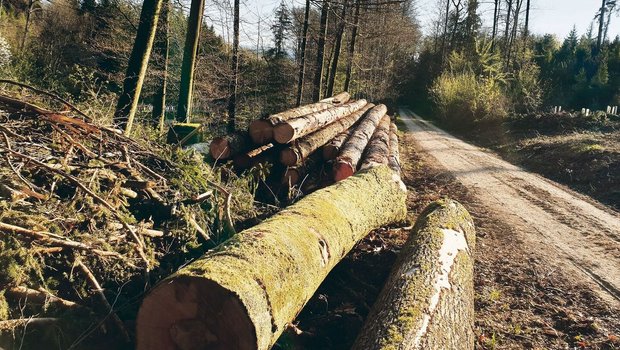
(209, 132), (251, 160)
(273, 99), (367, 144)
(360, 115), (391, 171)
(388, 123), (401, 175)
(352, 199), (476, 350)
(319, 91), (350, 104)
(248, 92), (348, 144)
(322, 129), (352, 160)
(281, 166), (305, 187)
(5, 286), (81, 309)
(136, 165), (407, 350)
(233, 143), (277, 171)
(280, 103), (375, 166)
(333, 104), (387, 181)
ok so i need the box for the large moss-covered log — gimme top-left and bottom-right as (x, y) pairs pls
(388, 122), (401, 175)
(280, 103), (374, 166)
(248, 92), (349, 144)
(360, 115), (391, 171)
(136, 165), (407, 350)
(353, 199), (476, 350)
(333, 104), (387, 181)
(209, 132), (251, 160)
(273, 99), (367, 144)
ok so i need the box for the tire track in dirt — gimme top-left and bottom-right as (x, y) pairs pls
(398, 108), (620, 306)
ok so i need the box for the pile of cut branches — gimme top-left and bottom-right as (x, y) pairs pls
(0, 91), (251, 349)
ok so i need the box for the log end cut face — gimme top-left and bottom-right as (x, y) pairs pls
(209, 137), (231, 160)
(273, 123), (295, 144)
(333, 160), (355, 182)
(137, 277), (256, 350)
(249, 119), (273, 145)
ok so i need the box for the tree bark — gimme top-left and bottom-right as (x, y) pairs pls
(227, 0), (240, 132)
(491, 0), (499, 45)
(233, 143), (277, 171)
(248, 98), (345, 145)
(344, 0), (360, 92)
(597, 0), (606, 50)
(280, 103), (374, 166)
(176, 0), (206, 122)
(333, 104), (386, 181)
(296, 0), (311, 106)
(523, 0), (530, 40)
(152, 0), (170, 132)
(312, 0), (330, 101)
(273, 99), (367, 144)
(137, 165), (407, 350)
(319, 91), (350, 104)
(20, 0), (33, 52)
(387, 122), (401, 175)
(360, 115), (390, 171)
(113, 0), (164, 134)
(323, 129), (351, 160)
(209, 132), (251, 160)
(327, 4), (347, 97)
(353, 199), (476, 350)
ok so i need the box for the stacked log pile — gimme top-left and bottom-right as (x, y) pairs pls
(208, 92), (402, 197)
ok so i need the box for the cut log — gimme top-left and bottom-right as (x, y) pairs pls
(333, 104), (387, 181)
(360, 115), (391, 171)
(209, 132), (251, 160)
(281, 166), (305, 187)
(352, 199), (476, 350)
(233, 143), (277, 171)
(388, 123), (401, 175)
(322, 129), (352, 160)
(280, 103), (375, 166)
(248, 92), (349, 144)
(319, 91), (350, 104)
(136, 165), (407, 350)
(273, 99), (367, 144)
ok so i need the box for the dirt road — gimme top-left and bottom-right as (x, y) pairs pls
(398, 108), (620, 307)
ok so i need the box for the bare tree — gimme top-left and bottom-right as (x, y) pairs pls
(113, 0), (165, 134)
(296, 0), (311, 106)
(227, 0), (239, 132)
(152, 0), (170, 132)
(344, 0), (360, 92)
(177, 0), (206, 122)
(327, 2), (347, 97)
(313, 0), (330, 101)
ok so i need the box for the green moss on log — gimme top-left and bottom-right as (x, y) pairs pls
(353, 199), (476, 350)
(137, 165), (407, 350)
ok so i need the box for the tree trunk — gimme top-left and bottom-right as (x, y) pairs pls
(312, 0), (330, 101)
(248, 98), (344, 145)
(323, 129), (351, 160)
(233, 143), (277, 171)
(296, 0), (311, 106)
(597, 0), (606, 50)
(273, 99), (367, 144)
(491, 0), (499, 45)
(113, 0), (164, 134)
(360, 115), (390, 171)
(344, 0), (360, 92)
(523, 0), (530, 40)
(440, 0), (450, 61)
(152, 0), (170, 132)
(227, 0), (240, 132)
(333, 104), (386, 181)
(352, 199), (476, 350)
(20, 0), (33, 52)
(319, 91), (350, 104)
(326, 4), (347, 97)
(504, 0), (513, 46)
(387, 123), (401, 175)
(209, 132), (251, 160)
(280, 103), (374, 166)
(136, 165), (407, 350)
(176, 0), (206, 122)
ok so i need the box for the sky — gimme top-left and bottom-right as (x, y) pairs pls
(209, 0), (620, 48)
